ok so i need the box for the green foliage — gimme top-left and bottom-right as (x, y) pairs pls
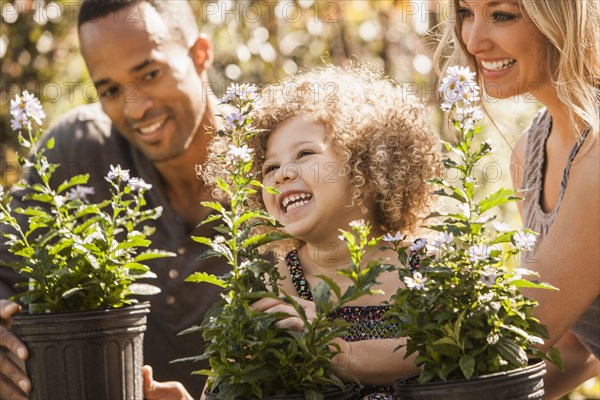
(182, 85), (392, 398)
(0, 93), (174, 314)
(388, 67), (562, 383)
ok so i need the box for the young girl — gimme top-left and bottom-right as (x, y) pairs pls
(247, 64), (441, 398)
(144, 64), (440, 399)
(435, 1), (599, 397)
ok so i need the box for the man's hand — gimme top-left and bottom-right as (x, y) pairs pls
(142, 365), (193, 400)
(0, 300), (30, 400)
(251, 296), (316, 331)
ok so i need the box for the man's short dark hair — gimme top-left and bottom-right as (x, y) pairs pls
(78, 0), (200, 47)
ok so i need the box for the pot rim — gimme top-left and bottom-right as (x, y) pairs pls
(395, 358), (546, 387)
(204, 383), (355, 399)
(12, 301), (150, 322)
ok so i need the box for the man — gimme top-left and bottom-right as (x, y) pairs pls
(0, 1), (228, 398)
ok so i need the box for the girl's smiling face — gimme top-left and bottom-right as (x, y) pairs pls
(261, 115), (373, 244)
(458, 0), (550, 99)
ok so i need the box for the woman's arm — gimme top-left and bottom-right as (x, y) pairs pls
(511, 132), (599, 349)
(523, 143), (599, 349)
(543, 331), (599, 400)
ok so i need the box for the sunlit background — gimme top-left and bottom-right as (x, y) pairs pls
(0, 1), (598, 397)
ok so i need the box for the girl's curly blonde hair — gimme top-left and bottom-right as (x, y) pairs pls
(202, 63), (441, 254)
(253, 63), (440, 234)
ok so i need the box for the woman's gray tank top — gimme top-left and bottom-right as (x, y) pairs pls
(521, 109), (599, 357)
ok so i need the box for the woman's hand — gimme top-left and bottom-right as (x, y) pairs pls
(251, 296), (316, 331)
(142, 365), (193, 400)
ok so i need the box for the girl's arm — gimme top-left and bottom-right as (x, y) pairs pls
(253, 296), (419, 385)
(332, 337), (419, 385)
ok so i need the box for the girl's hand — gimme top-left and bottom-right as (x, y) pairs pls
(142, 365), (193, 400)
(251, 296), (316, 331)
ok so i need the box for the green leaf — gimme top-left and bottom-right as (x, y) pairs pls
(200, 201), (224, 213)
(176, 325), (203, 336)
(241, 231), (289, 249)
(46, 137), (55, 149)
(191, 369), (215, 377)
(26, 193), (54, 203)
(490, 231), (515, 244)
(547, 347), (564, 372)
(197, 213), (222, 226)
(57, 174), (90, 194)
(14, 207), (50, 218)
(62, 287), (84, 298)
(129, 283), (161, 295)
(196, 249), (223, 261)
(124, 262), (148, 272)
(508, 279), (557, 290)
(496, 338), (528, 366)
(192, 236), (213, 246)
(313, 277), (337, 303)
(459, 355), (475, 379)
(263, 186), (279, 195)
(133, 250), (176, 262)
(185, 272), (227, 288)
(478, 188), (521, 214)
(215, 177), (230, 194)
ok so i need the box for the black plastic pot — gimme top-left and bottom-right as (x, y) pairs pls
(394, 359), (546, 400)
(12, 302), (150, 400)
(204, 384), (357, 399)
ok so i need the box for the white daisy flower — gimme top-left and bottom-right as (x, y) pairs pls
(468, 244), (491, 263)
(479, 268), (497, 286)
(455, 106), (484, 131)
(404, 272), (428, 291)
(54, 195), (66, 208)
(439, 66), (480, 109)
(433, 231), (454, 248)
(349, 219), (366, 229)
(128, 177), (152, 191)
(227, 144), (253, 163)
(514, 231), (537, 251)
(106, 165), (130, 182)
(382, 231), (404, 243)
(225, 111), (244, 127)
(220, 83), (260, 103)
(67, 185), (95, 202)
(487, 333), (499, 345)
(10, 91), (46, 130)
(478, 292), (494, 303)
(492, 221), (511, 232)
(409, 238), (428, 252)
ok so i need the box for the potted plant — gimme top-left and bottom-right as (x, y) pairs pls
(0, 91), (174, 400)
(385, 67), (562, 399)
(179, 84), (390, 399)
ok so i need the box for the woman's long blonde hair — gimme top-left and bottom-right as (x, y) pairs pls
(434, 0), (600, 138)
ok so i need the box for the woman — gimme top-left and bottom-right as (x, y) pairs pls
(435, 0), (599, 397)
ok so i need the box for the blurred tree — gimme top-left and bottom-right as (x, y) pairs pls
(1, 0), (87, 185)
